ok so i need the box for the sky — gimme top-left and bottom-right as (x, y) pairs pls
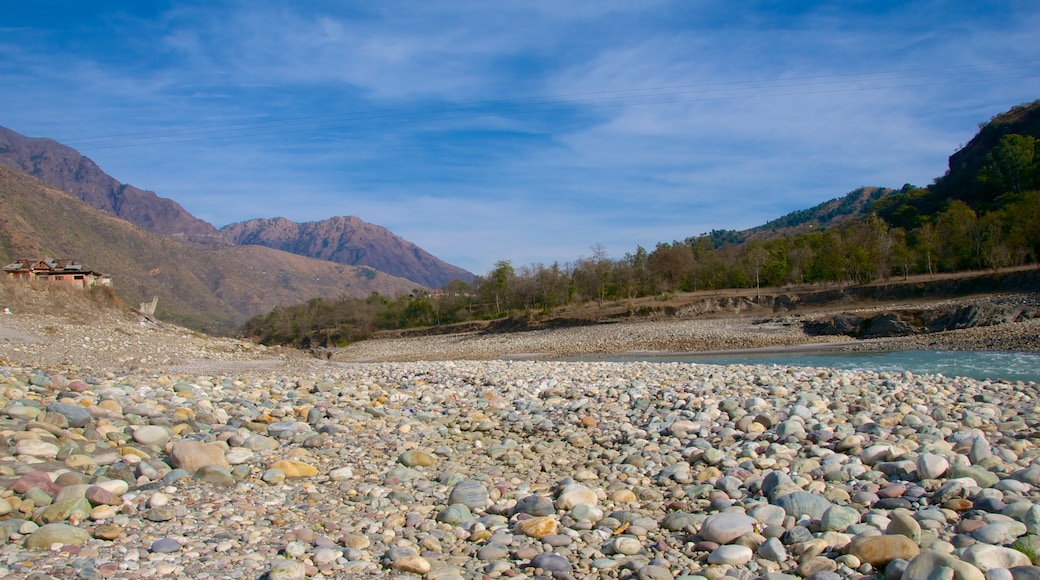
(1, 1), (1039, 276)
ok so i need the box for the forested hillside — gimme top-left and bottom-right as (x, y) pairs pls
(241, 100), (1040, 348)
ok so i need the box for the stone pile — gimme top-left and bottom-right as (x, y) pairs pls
(0, 357), (1040, 580)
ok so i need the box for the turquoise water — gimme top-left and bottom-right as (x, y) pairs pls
(590, 350), (1040, 384)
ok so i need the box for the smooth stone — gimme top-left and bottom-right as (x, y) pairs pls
(707, 544), (754, 565)
(193, 464), (236, 485)
(699, 512), (755, 544)
(437, 504), (475, 526)
(269, 460), (317, 478)
(328, 467), (354, 481)
(774, 491), (833, 519)
(150, 537), (182, 553)
(662, 512), (699, 531)
(391, 552), (430, 577)
(973, 522), (1027, 545)
(515, 494), (555, 516)
(267, 559), (307, 580)
(758, 537), (788, 562)
(448, 480), (489, 510)
(903, 550), (986, 580)
(168, 441), (229, 473)
(24, 523), (92, 548)
(962, 544), (1031, 571)
(398, 449), (436, 467)
(951, 465), (1000, 488)
(610, 535), (643, 555)
(225, 449), (255, 465)
(10, 471), (61, 495)
(888, 509), (924, 544)
(84, 486), (121, 506)
(267, 422), (297, 439)
(34, 497), (91, 525)
(821, 505), (860, 532)
(15, 439), (59, 459)
(45, 402), (92, 428)
(529, 552), (572, 572)
(1008, 566), (1040, 580)
(916, 453), (951, 479)
(93, 524), (123, 540)
(750, 504), (788, 527)
(477, 544), (509, 560)
(636, 564), (674, 580)
(556, 483), (597, 510)
(132, 425), (170, 447)
(163, 468), (191, 483)
(849, 534), (921, 566)
(243, 435), (279, 451)
(514, 516), (558, 538)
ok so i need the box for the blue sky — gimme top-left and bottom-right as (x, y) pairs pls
(1, 1), (1039, 275)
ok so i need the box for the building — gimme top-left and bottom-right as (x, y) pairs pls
(3, 259), (112, 289)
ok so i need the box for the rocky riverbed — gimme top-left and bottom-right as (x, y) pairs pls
(1, 303), (1040, 579)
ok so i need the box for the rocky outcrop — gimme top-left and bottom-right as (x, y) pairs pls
(804, 296), (1040, 339)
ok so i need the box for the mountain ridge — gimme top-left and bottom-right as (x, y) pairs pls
(0, 125), (474, 288)
(221, 216), (473, 288)
(0, 164), (418, 332)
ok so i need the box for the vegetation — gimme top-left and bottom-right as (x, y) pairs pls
(240, 101), (1040, 349)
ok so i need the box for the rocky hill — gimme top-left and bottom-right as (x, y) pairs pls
(0, 164), (418, 332)
(221, 216), (473, 288)
(0, 126), (221, 241)
(0, 125), (474, 287)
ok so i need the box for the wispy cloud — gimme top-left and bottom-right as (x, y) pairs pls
(1, 1), (1038, 274)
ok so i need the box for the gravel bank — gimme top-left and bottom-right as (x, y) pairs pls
(0, 303), (1039, 579)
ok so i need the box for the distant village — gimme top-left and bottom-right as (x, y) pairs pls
(2, 258), (111, 289)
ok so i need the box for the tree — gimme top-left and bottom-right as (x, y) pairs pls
(978, 134), (1039, 196)
(647, 242), (694, 293)
(744, 243), (769, 300)
(483, 260), (515, 316)
(934, 201), (979, 271)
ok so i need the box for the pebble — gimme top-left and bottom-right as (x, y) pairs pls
(1, 331), (1040, 580)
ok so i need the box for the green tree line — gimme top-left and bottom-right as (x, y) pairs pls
(240, 132), (1040, 349)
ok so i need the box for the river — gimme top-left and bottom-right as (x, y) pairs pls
(583, 349), (1040, 384)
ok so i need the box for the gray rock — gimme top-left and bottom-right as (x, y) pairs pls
(774, 491), (833, 519)
(45, 402), (92, 428)
(447, 480), (489, 510)
(529, 552), (571, 572)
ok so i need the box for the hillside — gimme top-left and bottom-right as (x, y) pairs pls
(0, 164), (418, 332)
(221, 216), (474, 288)
(0, 125), (475, 288)
(0, 126), (221, 241)
(874, 99), (1040, 226)
(749, 186), (896, 237)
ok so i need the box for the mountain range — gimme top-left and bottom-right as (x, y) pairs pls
(0, 163), (420, 332)
(0, 125), (472, 290)
(0, 125), (479, 331)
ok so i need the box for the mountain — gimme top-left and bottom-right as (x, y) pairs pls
(748, 186), (896, 237)
(221, 216), (474, 288)
(0, 164), (418, 332)
(0, 126), (221, 241)
(873, 99), (1040, 228)
(936, 100), (1040, 204)
(0, 125), (475, 287)
(699, 186), (897, 248)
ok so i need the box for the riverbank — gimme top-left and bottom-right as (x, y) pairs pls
(2, 293), (1040, 578)
(331, 296), (1040, 363)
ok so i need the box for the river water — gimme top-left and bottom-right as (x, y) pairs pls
(584, 349), (1040, 384)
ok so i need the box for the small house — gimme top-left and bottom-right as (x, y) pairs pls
(3, 259), (112, 289)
